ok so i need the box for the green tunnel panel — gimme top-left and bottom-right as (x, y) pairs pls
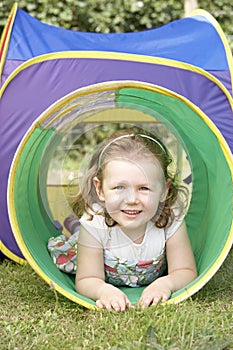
(9, 85), (233, 308)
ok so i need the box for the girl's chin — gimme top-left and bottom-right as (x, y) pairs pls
(121, 221), (144, 232)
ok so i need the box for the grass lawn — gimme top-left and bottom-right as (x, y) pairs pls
(0, 248), (232, 350)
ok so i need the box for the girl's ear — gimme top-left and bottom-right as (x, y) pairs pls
(93, 176), (105, 201)
(160, 178), (171, 202)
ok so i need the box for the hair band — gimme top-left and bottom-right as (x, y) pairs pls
(98, 133), (167, 168)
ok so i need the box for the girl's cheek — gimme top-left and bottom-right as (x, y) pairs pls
(110, 190), (124, 200)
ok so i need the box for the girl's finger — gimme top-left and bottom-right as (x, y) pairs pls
(151, 296), (163, 306)
(96, 300), (104, 309)
(139, 296), (153, 308)
(96, 300), (112, 311)
(112, 301), (122, 312)
(126, 299), (134, 309)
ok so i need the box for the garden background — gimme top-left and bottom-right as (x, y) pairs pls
(0, 1), (233, 349)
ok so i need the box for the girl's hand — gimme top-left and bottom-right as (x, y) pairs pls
(138, 277), (172, 307)
(138, 221), (197, 308)
(96, 284), (133, 312)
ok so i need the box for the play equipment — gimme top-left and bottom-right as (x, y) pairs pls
(0, 4), (233, 309)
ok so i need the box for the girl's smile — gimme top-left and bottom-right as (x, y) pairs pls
(121, 210), (142, 217)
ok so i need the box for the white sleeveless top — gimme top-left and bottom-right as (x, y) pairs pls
(79, 207), (184, 287)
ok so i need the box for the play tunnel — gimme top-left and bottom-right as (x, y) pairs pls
(7, 81), (233, 308)
(1, 5), (233, 308)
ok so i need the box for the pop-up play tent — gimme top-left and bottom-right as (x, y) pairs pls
(0, 3), (233, 309)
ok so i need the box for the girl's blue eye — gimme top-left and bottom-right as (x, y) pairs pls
(115, 185), (124, 190)
(139, 186), (150, 191)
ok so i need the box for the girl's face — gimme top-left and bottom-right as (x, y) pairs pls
(94, 158), (169, 237)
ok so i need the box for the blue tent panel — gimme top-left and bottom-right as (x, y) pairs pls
(7, 8), (229, 70)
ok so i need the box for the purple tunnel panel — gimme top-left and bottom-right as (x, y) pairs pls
(209, 70), (233, 95)
(1, 57), (232, 257)
(1, 60), (25, 87)
(1, 58), (232, 145)
(2, 59), (233, 96)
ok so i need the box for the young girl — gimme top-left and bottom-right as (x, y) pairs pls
(73, 127), (197, 311)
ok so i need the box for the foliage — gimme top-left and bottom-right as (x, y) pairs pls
(199, 0), (233, 49)
(50, 122), (176, 172)
(0, 0), (232, 49)
(0, 0), (183, 32)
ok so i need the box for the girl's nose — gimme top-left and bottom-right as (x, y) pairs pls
(124, 188), (139, 204)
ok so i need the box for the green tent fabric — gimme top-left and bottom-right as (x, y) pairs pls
(8, 83), (233, 309)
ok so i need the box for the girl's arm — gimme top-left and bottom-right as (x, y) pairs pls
(139, 220), (197, 307)
(76, 226), (133, 311)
